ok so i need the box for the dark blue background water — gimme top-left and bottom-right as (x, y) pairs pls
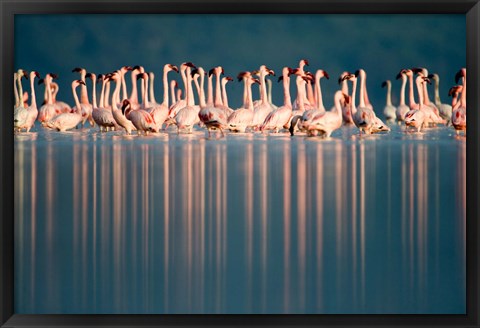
(14, 124), (466, 314)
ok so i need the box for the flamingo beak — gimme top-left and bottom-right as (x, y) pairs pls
(34, 71), (40, 78)
(303, 59), (309, 66)
(381, 81), (387, 88)
(38, 79), (44, 85)
(226, 76), (233, 81)
(72, 67), (82, 73)
(455, 70), (463, 84)
(208, 68), (215, 77)
(278, 76), (284, 82)
(322, 70), (330, 79)
(171, 65), (179, 73)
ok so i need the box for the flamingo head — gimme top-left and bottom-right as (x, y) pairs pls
(183, 62), (196, 69)
(237, 71), (250, 81)
(208, 68), (215, 77)
(121, 99), (131, 115)
(448, 85), (462, 97)
(267, 67), (275, 76)
(320, 70), (329, 79)
(455, 68), (466, 84)
(300, 59), (309, 68)
(85, 72), (96, 80)
(72, 67), (84, 73)
(340, 72), (355, 84)
(225, 76), (233, 82)
(168, 64), (179, 73)
(122, 66), (133, 72)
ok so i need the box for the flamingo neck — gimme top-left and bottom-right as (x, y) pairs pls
(334, 92), (343, 117)
(14, 74), (19, 107)
(29, 74), (37, 109)
(315, 76), (325, 111)
(104, 82), (111, 108)
(143, 76), (150, 108)
(460, 76), (466, 107)
(341, 79), (349, 95)
(186, 68), (194, 107)
(351, 79), (357, 114)
(91, 78), (98, 108)
(422, 81), (432, 105)
(121, 71), (128, 102)
(283, 75), (292, 108)
(80, 71), (89, 104)
(399, 76), (406, 106)
(296, 78), (305, 111)
(46, 78), (54, 105)
(260, 71), (269, 105)
(99, 79), (106, 108)
(247, 81), (254, 110)
(306, 81), (315, 105)
(408, 74), (417, 106)
(162, 69), (169, 107)
(242, 77), (248, 108)
(207, 74), (214, 106)
(214, 70), (223, 107)
(416, 80), (424, 110)
(170, 81), (176, 105)
(112, 79), (121, 111)
(221, 81), (229, 108)
(267, 79), (273, 104)
(386, 82), (392, 106)
(434, 78), (441, 104)
(72, 85), (82, 113)
(17, 75), (24, 106)
(130, 71), (139, 104)
(194, 77), (206, 108)
(359, 72), (367, 108)
(180, 67), (187, 101)
(149, 73), (157, 105)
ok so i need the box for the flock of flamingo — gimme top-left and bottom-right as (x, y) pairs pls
(13, 60), (467, 138)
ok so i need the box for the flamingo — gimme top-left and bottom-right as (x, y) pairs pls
(430, 73), (453, 124)
(337, 71), (354, 125)
(166, 62), (195, 127)
(117, 65), (133, 108)
(37, 73), (60, 124)
(175, 65), (199, 133)
(251, 65), (276, 129)
(13, 69), (28, 119)
(342, 71), (375, 135)
(109, 71), (137, 135)
(451, 68), (466, 134)
(44, 80), (85, 131)
(88, 73), (118, 132)
(126, 65), (144, 110)
(14, 72), (19, 109)
(211, 66), (234, 117)
(130, 73), (158, 134)
(412, 67), (445, 125)
(227, 72), (257, 133)
(307, 90), (347, 138)
(266, 78), (278, 110)
(50, 82), (72, 114)
(221, 76), (234, 111)
(395, 70), (410, 122)
(448, 85), (462, 109)
(123, 97), (157, 135)
(357, 69), (390, 133)
(294, 69), (329, 133)
(292, 59), (314, 111)
(404, 75), (430, 132)
(381, 80), (396, 121)
(148, 71), (160, 107)
(260, 67), (295, 132)
(144, 64), (178, 131)
(72, 67), (94, 126)
(14, 70), (40, 132)
(197, 68), (228, 137)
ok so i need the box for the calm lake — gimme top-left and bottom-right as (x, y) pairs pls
(14, 122), (466, 314)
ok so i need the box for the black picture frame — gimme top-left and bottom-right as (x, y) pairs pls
(1, 1), (479, 327)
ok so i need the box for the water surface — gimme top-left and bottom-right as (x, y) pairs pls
(14, 123), (466, 314)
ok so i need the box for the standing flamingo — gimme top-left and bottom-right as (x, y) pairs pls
(145, 64), (178, 131)
(175, 65), (199, 133)
(72, 67), (94, 126)
(109, 71), (137, 135)
(14, 70), (40, 132)
(37, 73), (60, 124)
(307, 90), (347, 138)
(227, 72), (257, 133)
(260, 67), (296, 132)
(44, 80), (85, 131)
(395, 70), (410, 122)
(404, 75), (430, 132)
(430, 73), (453, 124)
(451, 68), (466, 134)
(251, 65), (276, 129)
(88, 73), (118, 132)
(381, 80), (396, 121)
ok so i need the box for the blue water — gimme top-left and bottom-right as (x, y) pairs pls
(14, 123), (466, 314)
